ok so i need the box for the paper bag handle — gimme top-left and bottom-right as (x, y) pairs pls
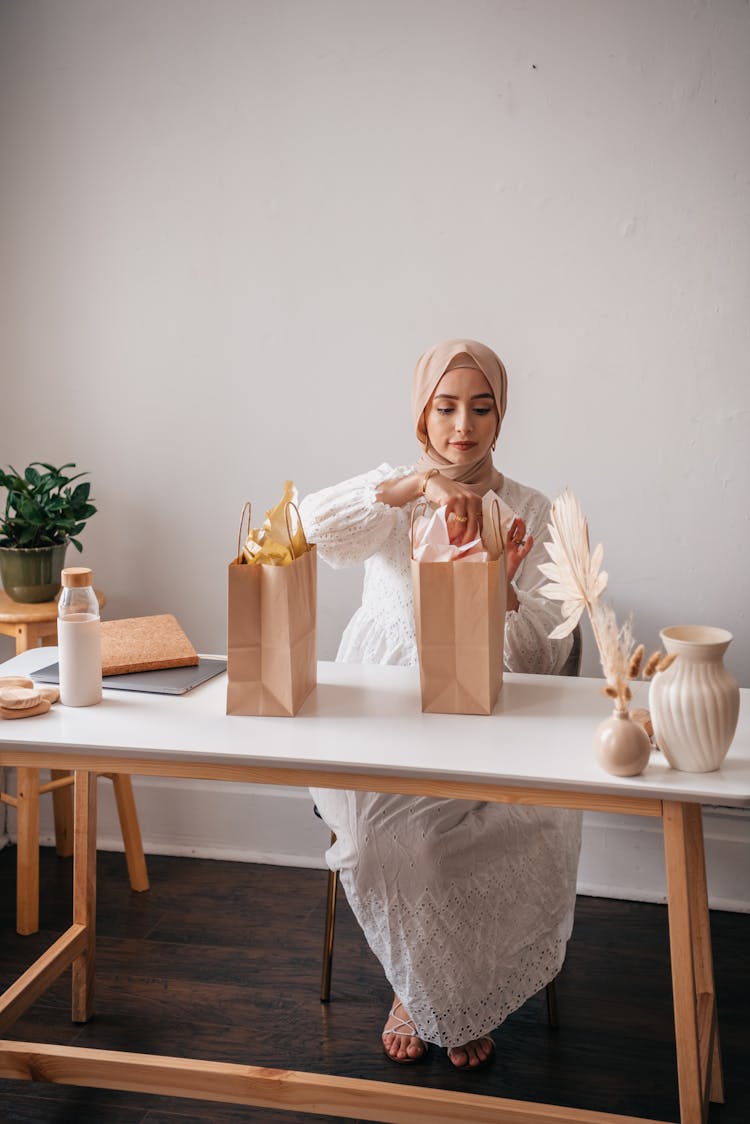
(409, 501), (429, 561)
(284, 501), (310, 560)
(483, 498), (504, 560)
(235, 502), (253, 564)
(235, 500), (309, 564)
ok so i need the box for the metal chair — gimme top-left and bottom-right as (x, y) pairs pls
(316, 625), (583, 1027)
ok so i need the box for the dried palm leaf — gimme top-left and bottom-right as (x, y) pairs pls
(541, 490), (675, 714)
(538, 490), (608, 639)
(540, 490), (647, 712)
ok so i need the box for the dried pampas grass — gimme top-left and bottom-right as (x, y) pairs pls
(540, 490), (673, 713)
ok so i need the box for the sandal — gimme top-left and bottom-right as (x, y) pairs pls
(447, 1035), (495, 1070)
(381, 1000), (428, 1065)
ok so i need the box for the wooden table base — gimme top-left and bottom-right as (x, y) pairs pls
(663, 801), (724, 1119)
(0, 1039), (665, 1124)
(0, 773), (725, 1124)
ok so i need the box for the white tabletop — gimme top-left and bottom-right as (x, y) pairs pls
(1, 647), (748, 807)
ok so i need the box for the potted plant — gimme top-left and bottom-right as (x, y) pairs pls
(0, 462), (97, 603)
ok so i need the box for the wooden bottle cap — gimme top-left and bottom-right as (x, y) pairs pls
(61, 567), (93, 587)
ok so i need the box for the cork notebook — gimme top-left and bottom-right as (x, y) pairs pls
(101, 614), (199, 676)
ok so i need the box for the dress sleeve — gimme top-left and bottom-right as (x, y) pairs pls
(298, 463), (409, 570)
(503, 487), (574, 676)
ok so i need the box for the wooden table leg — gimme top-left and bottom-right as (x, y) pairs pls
(684, 803), (724, 1104)
(663, 801), (723, 1124)
(72, 770), (97, 1024)
(15, 767), (40, 936)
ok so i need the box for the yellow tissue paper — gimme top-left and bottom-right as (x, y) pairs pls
(242, 481), (308, 565)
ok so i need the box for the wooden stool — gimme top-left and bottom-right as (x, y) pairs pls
(0, 588), (106, 655)
(0, 589), (149, 935)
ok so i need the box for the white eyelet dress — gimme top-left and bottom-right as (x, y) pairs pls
(299, 464), (582, 1049)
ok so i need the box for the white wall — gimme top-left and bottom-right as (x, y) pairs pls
(2, 2), (749, 890)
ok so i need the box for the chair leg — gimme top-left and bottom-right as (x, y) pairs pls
(15, 768), (74, 934)
(15, 767), (40, 936)
(50, 770), (74, 857)
(11, 768), (148, 937)
(320, 831), (338, 1003)
(107, 774), (150, 892)
(545, 978), (559, 1028)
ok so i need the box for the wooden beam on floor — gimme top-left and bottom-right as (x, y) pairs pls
(0, 1041), (671, 1124)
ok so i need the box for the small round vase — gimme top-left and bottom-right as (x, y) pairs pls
(593, 708), (652, 777)
(649, 625), (740, 773)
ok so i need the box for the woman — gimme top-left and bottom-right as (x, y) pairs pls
(299, 339), (581, 1068)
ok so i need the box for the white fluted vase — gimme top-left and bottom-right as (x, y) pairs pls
(649, 625), (740, 773)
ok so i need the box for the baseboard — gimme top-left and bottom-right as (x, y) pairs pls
(5, 774), (749, 912)
(100, 776), (334, 868)
(576, 807), (750, 913)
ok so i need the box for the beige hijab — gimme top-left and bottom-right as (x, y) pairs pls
(412, 339), (507, 495)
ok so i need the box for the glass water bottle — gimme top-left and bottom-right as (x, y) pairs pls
(58, 566), (102, 706)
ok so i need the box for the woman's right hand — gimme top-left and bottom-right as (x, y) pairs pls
(376, 471), (482, 546)
(423, 473), (483, 546)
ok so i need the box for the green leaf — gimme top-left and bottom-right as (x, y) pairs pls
(0, 460), (96, 548)
(18, 497), (45, 524)
(71, 481), (91, 502)
(38, 475), (57, 495)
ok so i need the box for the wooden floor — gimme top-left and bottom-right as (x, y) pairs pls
(0, 846), (748, 1123)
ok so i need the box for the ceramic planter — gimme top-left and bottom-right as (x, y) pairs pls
(649, 625), (740, 773)
(0, 541), (69, 603)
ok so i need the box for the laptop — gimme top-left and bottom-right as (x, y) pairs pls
(32, 657), (227, 696)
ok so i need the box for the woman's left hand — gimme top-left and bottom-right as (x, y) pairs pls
(506, 517), (533, 583)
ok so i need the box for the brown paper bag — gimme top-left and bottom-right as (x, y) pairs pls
(227, 502), (317, 717)
(411, 501), (506, 715)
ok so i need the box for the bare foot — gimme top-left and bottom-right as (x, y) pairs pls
(447, 1035), (494, 1069)
(381, 996), (427, 1063)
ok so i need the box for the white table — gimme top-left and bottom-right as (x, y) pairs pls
(1, 646), (748, 1124)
